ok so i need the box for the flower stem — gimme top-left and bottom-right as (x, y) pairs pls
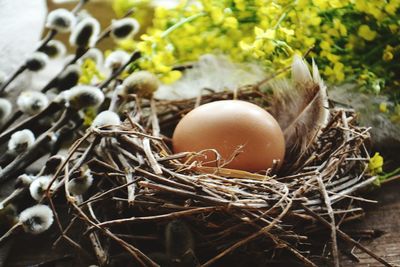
(161, 12), (206, 38)
(0, 66), (27, 95)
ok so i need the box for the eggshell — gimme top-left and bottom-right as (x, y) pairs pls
(172, 100), (285, 172)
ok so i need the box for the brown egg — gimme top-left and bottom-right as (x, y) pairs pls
(172, 100), (285, 172)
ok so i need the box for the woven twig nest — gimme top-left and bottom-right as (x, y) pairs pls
(49, 83), (377, 267)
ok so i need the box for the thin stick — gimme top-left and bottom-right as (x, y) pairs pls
(0, 188), (24, 209)
(0, 223), (22, 244)
(116, 154), (136, 205)
(150, 97), (160, 137)
(316, 173), (339, 267)
(46, 129), (93, 196)
(98, 207), (219, 227)
(0, 66), (27, 94)
(142, 138), (163, 174)
(86, 201), (109, 266)
(98, 51), (141, 90)
(266, 232), (317, 267)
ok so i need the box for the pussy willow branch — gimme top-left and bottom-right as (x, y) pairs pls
(98, 51), (141, 90)
(42, 8), (136, 94)
(0, 222), (22, 245)
(45, 130), (93, 197)
(0, 107), (75, 183)
(0, 30), (57, 94)
(0, 102), (63, 144)
(46, 166), (93, 259)
(0, 0), (88, 94)
(0, 8), (135, 133)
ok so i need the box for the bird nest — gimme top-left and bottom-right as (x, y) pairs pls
(44, 87), (382, 267)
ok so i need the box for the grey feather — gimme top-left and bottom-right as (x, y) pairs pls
(269, 55), (329, 156)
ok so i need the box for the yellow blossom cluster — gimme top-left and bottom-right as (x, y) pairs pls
(79, 58), (105, 85)
(113, 0), (400, 91)
(369, 152), (384, 175)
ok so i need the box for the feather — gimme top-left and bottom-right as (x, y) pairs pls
(155, 54), (265, 100)
(269, 55), (329, 156)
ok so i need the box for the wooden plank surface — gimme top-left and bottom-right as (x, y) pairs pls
(341, 181), (400, 266)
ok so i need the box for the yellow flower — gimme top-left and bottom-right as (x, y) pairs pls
(255, 27), (276, 39)
(333, 19), (347, 36)
(234, 0), (246, 11)
(358, 25), (377, 41)
(329, 0), (347, 8)
(379, 102), (388, 113)
(333, 62), (345, 81)
(79, 58), (104, 85)
(83, 107), (97, 127)
(160, 70), (182, 84)
(383, 50), (394, 62)
(389, 24), (399, 33)
(280, 27), (294, 36)
(354, 0), (367, 12)
(320, 40), (331, 51)
(327, 53), (340, 63)
(117, 39), (136, 52)
(239, 40), (253, 51)
(385, 2), (398, 15)
(382, 45), (394, 62)
(210, 7), (224, 24)
(308, 14), (322, 26)
(312, 0), (329, 9)
(223, 17), (238, 29)
(137, 37), (153, 54)
(369, 152), (384, 175)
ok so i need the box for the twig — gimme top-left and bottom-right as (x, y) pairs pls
(86, 202), (109, 266)
(116, 154), (136, 205)
(150, 97), (160, 137)
(0, 188), (24, 209)
(97, 207), (220, 227)
(0, 222), (22, 244)
(98, 51), (141, 90)
(142, 138), (163, 175)
(315, 172), (340, 267)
